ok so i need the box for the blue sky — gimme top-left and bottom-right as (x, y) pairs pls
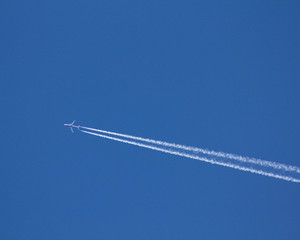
(1, 0), (300, 239)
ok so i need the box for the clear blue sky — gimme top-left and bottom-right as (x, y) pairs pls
(1, 1), (300, 239)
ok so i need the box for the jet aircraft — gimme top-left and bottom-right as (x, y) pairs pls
(64, 120), (80, 133)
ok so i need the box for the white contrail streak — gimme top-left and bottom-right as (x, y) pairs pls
(80, 126), (300, 174)
(80, 129), (300, 183)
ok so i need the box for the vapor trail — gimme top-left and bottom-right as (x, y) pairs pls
(80, 129), (300, 183)
(80, 126), (300, 174)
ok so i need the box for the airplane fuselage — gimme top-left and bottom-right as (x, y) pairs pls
(64, 124), (80, 127)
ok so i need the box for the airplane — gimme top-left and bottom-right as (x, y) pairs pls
(64, 120), (80, 133)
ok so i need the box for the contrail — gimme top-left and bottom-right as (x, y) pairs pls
(80, 129), (300, 183)
(80, 126), (300, 174)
